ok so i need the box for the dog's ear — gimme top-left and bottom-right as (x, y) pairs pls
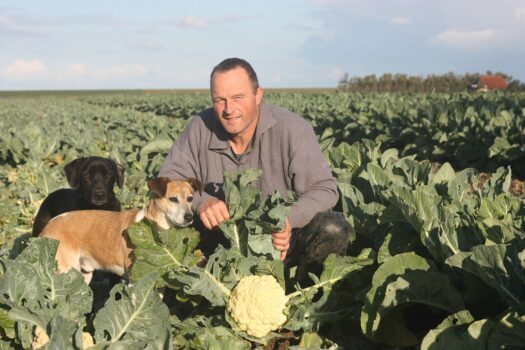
(64, 158), (86, 189)
(148, 177), (170, 198)
(112, 162), (125, 189)
(186, 178), (204, 194)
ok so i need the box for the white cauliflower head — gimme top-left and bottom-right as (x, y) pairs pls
(31, 326), (49, 350)
(227, 274), (288, 338)
(82, 332), (95, 349)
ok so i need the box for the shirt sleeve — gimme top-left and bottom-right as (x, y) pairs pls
(287, 123), (339, 228)
(158, 116), (214, 213)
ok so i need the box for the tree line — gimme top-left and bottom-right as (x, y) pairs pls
(337, 71), (525, 93)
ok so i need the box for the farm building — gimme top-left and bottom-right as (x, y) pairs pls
(476, 75), (509, 92)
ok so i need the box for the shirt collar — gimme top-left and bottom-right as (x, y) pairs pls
(208, 102), (276, 151)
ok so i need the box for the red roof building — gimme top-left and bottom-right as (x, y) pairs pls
(478, 75), (509, 91)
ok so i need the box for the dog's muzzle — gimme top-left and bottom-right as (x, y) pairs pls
(92, 191), (108, 205)
(184, 212), (194, 224)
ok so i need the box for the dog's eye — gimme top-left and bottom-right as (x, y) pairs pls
(169, 197), (179, 203)
(187, 196), (193, 202)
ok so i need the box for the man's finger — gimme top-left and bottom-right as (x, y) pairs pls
(272, 241), (289, 251)
(200, 214), (212, 230)
(218, 205), (230, 221)
(280, 250), (287, 261)
(206, 212), (220, 228)
(272, 237), (288, 245)
(272, 231), (290, 239)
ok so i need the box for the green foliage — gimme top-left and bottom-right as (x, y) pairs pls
(219, 169), (294, 259)
(1, 92), (525, 348)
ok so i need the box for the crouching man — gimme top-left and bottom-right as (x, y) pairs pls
(158, 57), (351, 283)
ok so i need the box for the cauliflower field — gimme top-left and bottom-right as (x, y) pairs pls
(0, 91), (524, 349)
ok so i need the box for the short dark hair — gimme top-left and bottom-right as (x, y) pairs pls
(210, 58), (259, 92)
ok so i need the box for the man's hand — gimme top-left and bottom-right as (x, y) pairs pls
(199, 197), (230, 230)
(272, 218), (292, 261)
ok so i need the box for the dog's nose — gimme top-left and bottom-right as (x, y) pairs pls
(94, 191), (106, 200)
(184, 213), (194, 222)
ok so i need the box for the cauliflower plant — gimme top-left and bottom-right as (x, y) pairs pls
(227, 275), (288, 338)
(31, 326), (94, 349)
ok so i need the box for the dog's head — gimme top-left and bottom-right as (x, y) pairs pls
(65, 157), (125, 206)
(147, 177), (203, 227)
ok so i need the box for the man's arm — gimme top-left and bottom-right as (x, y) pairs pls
(272, 121), (338, 261)
(287, 122), (339, 229)
(158, 116), (230, 228)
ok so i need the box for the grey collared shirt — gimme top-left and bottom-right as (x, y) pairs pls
(158, 102), (338, 228)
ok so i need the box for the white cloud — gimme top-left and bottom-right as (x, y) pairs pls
(174, 16), (208, 28)
(0, 15), (39, 35)
(90, 64), (148, 81)
(2, 59), (49, 80)
(515, 7), (525, 22)
(390, 16), (410, 25)
(66, 63), (86, 78)
(0, 60), (148, 83)
(434, 29), (497, 49)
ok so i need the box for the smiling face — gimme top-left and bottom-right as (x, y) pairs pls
(211, 66), (263, 143)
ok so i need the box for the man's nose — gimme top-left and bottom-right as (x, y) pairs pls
(224, 99), (234, 115)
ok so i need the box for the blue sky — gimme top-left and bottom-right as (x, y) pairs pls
(1, 0), (524, 90)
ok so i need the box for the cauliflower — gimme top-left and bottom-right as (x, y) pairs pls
(227, 275), (288, 338)
(31, 326), (94, 349)
(82, 332), (95, 349)
(31, 326), (49, 350)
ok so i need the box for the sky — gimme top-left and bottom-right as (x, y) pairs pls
(1, 0), (524, 90)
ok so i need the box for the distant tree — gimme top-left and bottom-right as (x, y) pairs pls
(337, 71), (525, 92)
(337, 73), (349, 91)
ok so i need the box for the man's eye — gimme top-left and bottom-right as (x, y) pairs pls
(187, 196), (193, 202)
(169, 197), (179, 203)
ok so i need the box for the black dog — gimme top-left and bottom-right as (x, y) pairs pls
(32, 156), (125, 237)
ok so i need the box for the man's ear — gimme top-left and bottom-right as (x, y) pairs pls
(255, 86), (264, 106)
(186, 178), (204, 194)
(64, 158), (86, 189)
(148, 177), (170, 198)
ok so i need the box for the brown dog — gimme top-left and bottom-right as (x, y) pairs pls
(39, 177), (202, 284)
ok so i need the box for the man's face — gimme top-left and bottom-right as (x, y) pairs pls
(211, 67), (263, 138)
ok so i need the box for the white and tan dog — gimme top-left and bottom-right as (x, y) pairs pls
(39, 177), (202, 284)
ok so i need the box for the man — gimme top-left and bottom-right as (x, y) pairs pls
(159, 58), (350, 281)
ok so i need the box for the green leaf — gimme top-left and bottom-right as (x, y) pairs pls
(93, 272), (171, 346)
(421, 310), (492, 350)
(172, 315), (250, 350)
(139, 139), (173, 155)
(173, 248), (259, 307)
(219, 169), (294, 258)
(446, 244), (525, 306)
(380, 148), (399, 168)
(286, 250), (374, 331)
(385, 185), (441, 233)
(430, 162), (456, 184)
(487, 302), (525, 349)
(0, 238), (92, 343)
(46, 315), (81, 350)
(361, 252), (464, 345)
(0, 309), (15, 340)
(128, 221), (202, 283)
(377, 223), (420, 264)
